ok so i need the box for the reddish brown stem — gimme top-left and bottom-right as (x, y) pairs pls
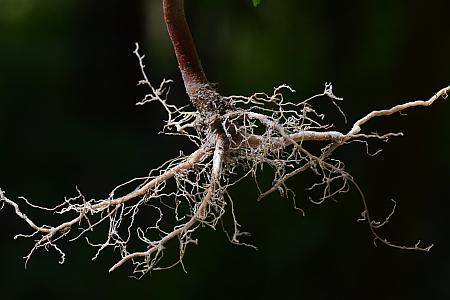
(163, 0), (208, 98)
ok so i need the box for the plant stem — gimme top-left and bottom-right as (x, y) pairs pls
(163, 0), (208, 98)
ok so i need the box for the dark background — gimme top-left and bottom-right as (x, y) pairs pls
(1, 0), (449, 299)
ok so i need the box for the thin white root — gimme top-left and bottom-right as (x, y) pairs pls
(1, 147), (208, 268)
(346, 86), (449, 137)
(1, 45), (446, 276)
(109, 136), (225, 274)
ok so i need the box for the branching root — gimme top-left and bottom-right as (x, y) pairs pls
(1, 46), (447, 277)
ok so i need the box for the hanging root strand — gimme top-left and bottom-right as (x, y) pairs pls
(1, 47), (447, 276)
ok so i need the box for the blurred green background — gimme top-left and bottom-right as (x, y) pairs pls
(1, 0), (449, 299)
